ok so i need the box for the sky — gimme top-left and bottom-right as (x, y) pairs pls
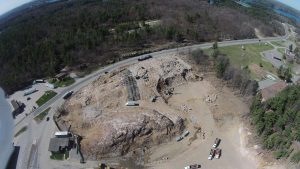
(0, 0), (299, 16)
(0, 0), (33, 16)
(277, 0), (300, 11)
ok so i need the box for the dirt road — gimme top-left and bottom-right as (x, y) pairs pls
(146, 81), (258, 169)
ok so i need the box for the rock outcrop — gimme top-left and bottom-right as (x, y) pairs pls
(54, 56), (195, 159)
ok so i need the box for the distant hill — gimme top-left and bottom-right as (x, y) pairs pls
(0, 0), (285, 94)
(0, 0), (67, 30)
(240, 0), (300, 23)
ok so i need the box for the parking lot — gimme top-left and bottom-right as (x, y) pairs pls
(7, 83), (64, 125)
(262, 50), (284, 68)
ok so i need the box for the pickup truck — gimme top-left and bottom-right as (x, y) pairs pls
(215, 148), (221, 159)
(63, 91), (73, 99)
(184, 164), (201, 169)
(208, 149), (216, 160)
(213, 138), (221, 148)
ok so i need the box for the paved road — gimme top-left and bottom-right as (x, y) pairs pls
(13, 23), (289, 169)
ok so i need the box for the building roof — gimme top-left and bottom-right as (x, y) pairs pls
(261, 81), (288, 101)
(10, 100), (22, 110)
(55, 131), (69, 136)
(55, 72), (68, 79)
(48, 137), (70, 152)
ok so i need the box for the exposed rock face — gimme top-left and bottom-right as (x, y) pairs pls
(80, 110), (184, 159)
(55, 56), (194, 159)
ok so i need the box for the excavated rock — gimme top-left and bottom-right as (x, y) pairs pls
(80, 110), (184, 159)
(54, 56), (195, 159)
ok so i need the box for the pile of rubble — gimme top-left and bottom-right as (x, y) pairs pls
(129, 55), (199, 102)
(205, 94), (218, 103)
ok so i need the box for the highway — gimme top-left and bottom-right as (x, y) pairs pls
(13, 23), (289, 169)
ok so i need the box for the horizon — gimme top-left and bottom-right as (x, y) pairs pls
(0, 0), (33, 16)
(276, 0), (300, 12)
(0, 0), (300, 16)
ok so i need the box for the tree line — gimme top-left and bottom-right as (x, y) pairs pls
(0, 0), (284, 94)
(250, 85), (300, 161)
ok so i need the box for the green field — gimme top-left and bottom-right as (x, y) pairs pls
(271, 41), (286, 47)
(204, 43), (276, 78)
(277, 48), (285, 55)
(36, 91), (57, 107)
(34, 107), (51, 123)
(54, 77), (75, 87)
(48, 77), (75, 88)
(14, 126), (27, 137)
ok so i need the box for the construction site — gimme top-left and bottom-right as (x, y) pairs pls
(53, 54), (284, 169)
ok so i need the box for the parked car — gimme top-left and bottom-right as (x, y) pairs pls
(183, 131), (190, 137)
(176, 136), (184, 142)
(138, 55), (152, 61)
(215, 148), (222, 159)
(184, 164), (201, 169)
(213, 138), (221, 148)
(208, 149), (216, 160)
(46, 117), (50, 121)
(27, 97), (31, 101)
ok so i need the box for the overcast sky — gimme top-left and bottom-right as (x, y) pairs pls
(0, 0), (33, 16)
(277, 0), (300, 11)
(0, 0), (300, 16)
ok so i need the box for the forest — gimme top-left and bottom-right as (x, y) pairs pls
(250, 85), (300, 162)
(0, 0), (284, 94)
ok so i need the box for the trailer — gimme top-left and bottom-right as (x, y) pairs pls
(24, 88), (38, 96)
(55, 131), (71, 138)
(33, 79), (45, 84)
(125, 101), (139, 106)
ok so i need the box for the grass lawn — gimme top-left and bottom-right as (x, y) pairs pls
(204, 43), (276, 78)
(50, 151), (69, 160)
(53, 77), (75, 87)
(36, 90), (57, 107)
(271, 41), (286, 47)
(34, 107), (51, 123)
(14, 126), (27, 137)
(277, 48), (285, 55)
